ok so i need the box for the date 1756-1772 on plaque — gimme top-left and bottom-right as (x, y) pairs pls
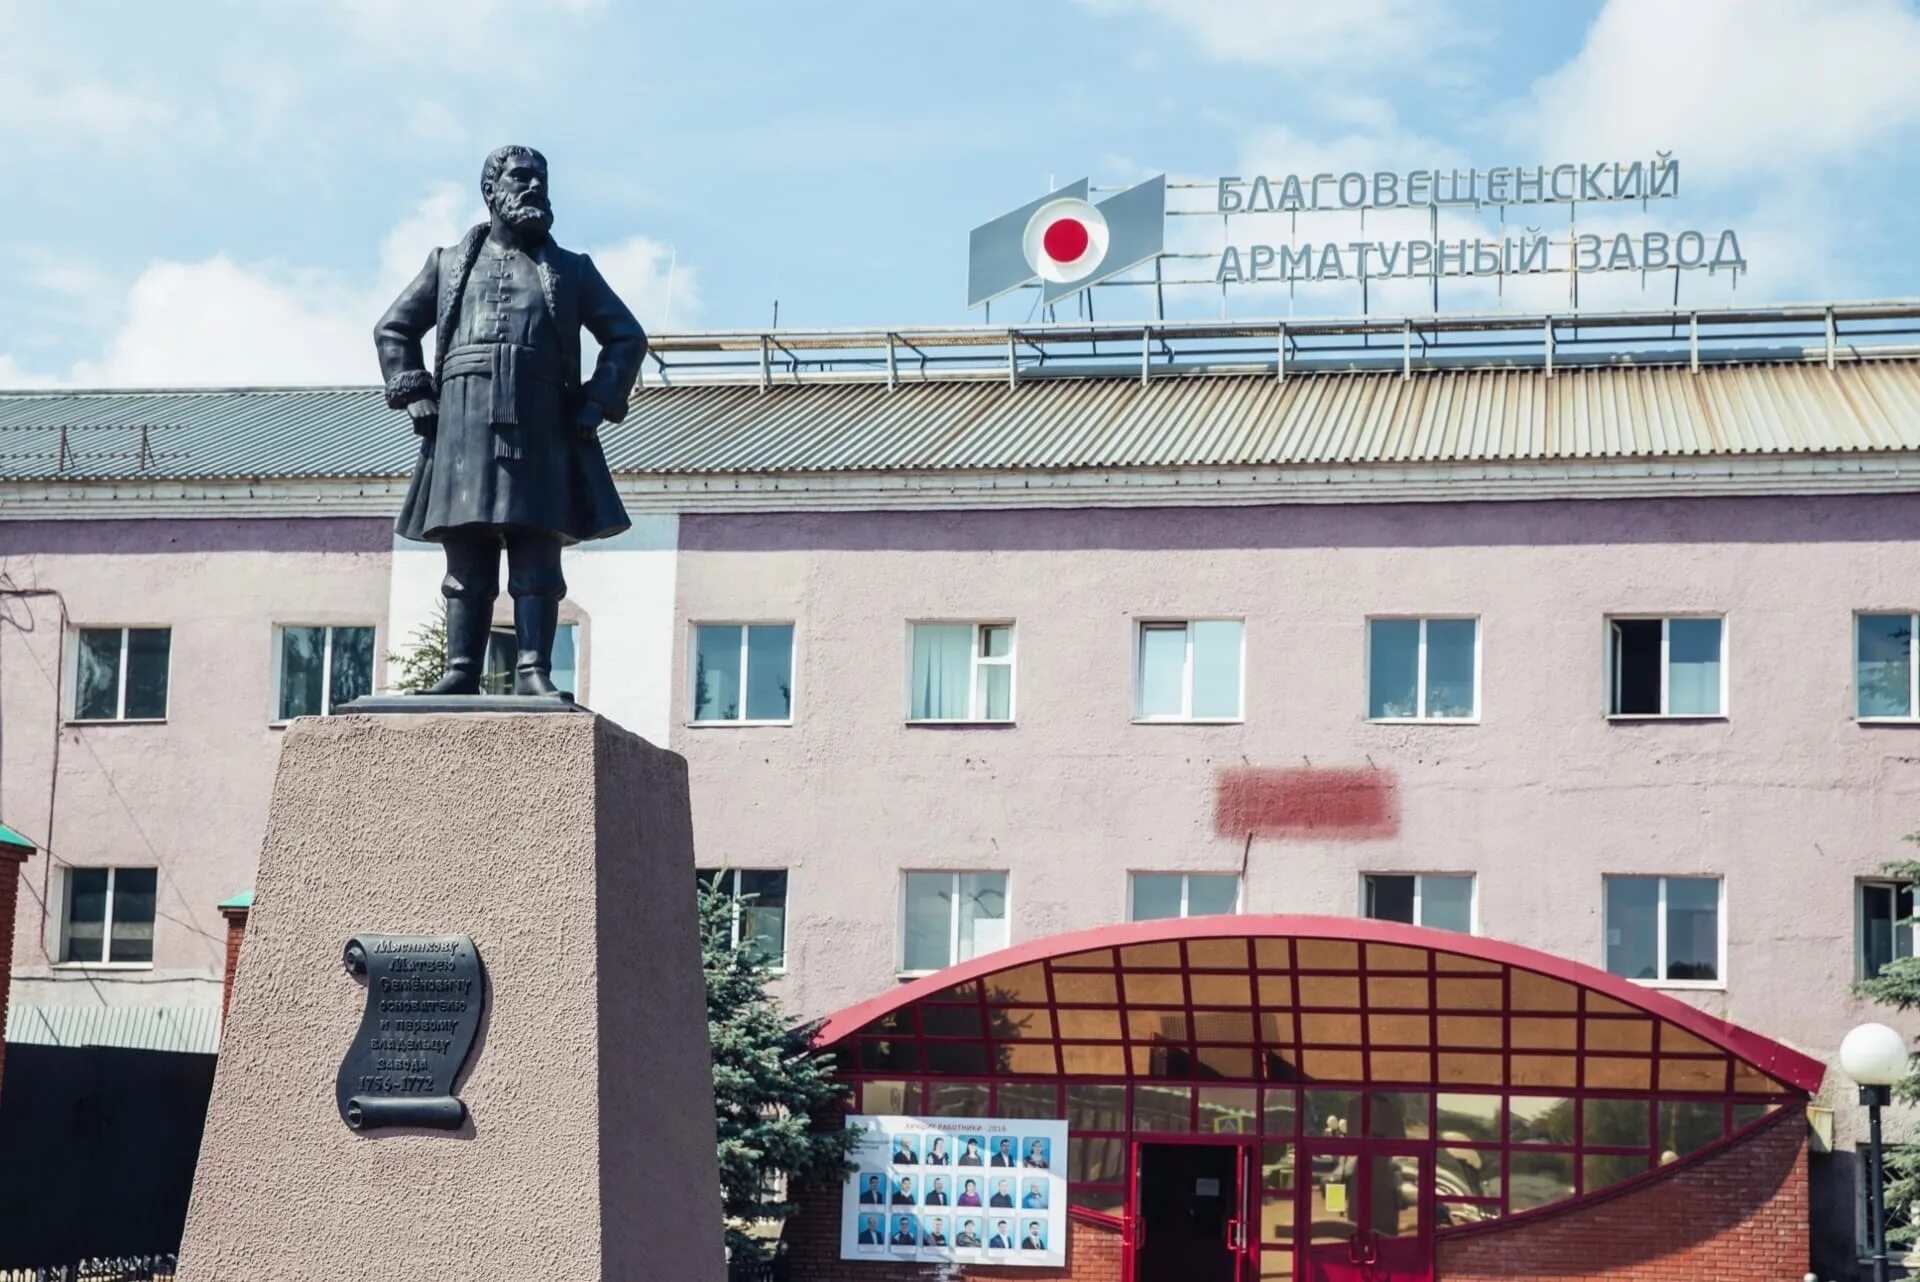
(334, 933), (485, 1131)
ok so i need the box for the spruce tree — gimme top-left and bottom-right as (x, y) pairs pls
(1853, 836), (1920, 1247)
(385, 599), (449, 693)
(701, 874), (857, 1260)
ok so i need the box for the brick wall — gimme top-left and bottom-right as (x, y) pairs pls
(218, 904), (249, 1031)
(0, 848), (30, 1096)
(1438, 1106), (1809, 1282)
(783, 1172), (1124, 1282)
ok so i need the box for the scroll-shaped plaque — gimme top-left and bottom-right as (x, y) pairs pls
(335, 934), (484, 1131)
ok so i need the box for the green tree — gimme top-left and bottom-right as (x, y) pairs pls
(702, 874), (857, 1260)
(1853, 835), (1920, 1246)
(385, 600), (449, 694)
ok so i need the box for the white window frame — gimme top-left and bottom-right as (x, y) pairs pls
(1131, 618), (1246, 724)
(897, 870), (1010, 977)
(1601, 874), (1727, 990)
(904, 620), (1017, 724)
(1364, 615), (1482, 723)
(1854, 611), (1920, 723)
(1604, 614), (1729, 720)
(53, 865), (156, 970)
(1126, 871), (1243, 922)
(687, 620), (797, 727)
(270, 623), (377, 723)
(1358, 871), (1480, 935)
(701, 867), (790, 973)
(1857, 878), (1915, 981)
(66, 626), (171, 723)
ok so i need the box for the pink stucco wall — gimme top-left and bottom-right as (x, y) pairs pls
(0, 517), (391, 1011)
(669, 496), (1920, 1133)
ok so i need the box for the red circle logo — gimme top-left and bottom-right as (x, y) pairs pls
(1041, 217), (1090, 264)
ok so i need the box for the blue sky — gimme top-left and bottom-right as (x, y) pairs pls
(3, 0), (1918, 386)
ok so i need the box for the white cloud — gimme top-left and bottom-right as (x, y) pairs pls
(0, 355), (61, 389)
(43, 188), (698, 388)
(1518, 0), (1920, 179)
(0, 76), (173, 143)
(589, 236), (699, 332)
(1076, 0), (1465, 73)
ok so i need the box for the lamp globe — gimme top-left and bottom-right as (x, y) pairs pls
(1842, 1022), (1912, 1088)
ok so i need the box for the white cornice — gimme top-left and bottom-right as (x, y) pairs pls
(2, 455), (1918, 519)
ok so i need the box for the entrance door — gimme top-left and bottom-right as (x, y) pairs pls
(1134, 1142), (1249, 1282)
(1299, 1145), (1430, 1282)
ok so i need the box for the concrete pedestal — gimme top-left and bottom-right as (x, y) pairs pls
(179, 713), (722, 1281)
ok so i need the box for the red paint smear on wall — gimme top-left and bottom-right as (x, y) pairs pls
(1214, 767), (1399, 841)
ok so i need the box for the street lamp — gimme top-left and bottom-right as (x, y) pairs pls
(1842, 1022), (1912, 1282)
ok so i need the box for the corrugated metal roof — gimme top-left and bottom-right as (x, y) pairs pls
(3, 359), (1920, 483)
(5, 1003), (219, 1055)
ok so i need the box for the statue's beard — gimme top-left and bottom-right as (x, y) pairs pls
(491, 194), (554, 234)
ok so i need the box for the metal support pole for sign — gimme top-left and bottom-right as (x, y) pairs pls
(758, 335), (770, 394)
(885, 333), (899, 391)
(1866, 1084), (1892, 1282)
(1276, 325), (1287, 384)
(1689, 314), (1699, 374)
(1141, 328), (1151, 387)
(1827, 308), (1838, 369)
(1544, 318), (1555, 378)
(1007, 332), (1018, 389)
(1153, 255), (1166, 322)
(1401, 321), (1412, 381)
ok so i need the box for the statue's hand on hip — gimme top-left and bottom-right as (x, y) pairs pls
(406, 397), (439, 439)
(574, 401), (604, 443)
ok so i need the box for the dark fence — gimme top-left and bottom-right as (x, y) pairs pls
(0, 1257), (178, 1282)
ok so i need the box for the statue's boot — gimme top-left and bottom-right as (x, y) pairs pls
(422, 595), (491, 696)
(513, 594), (562, 697)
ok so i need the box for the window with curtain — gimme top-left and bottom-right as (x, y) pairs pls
(1134, 619), (1243, 721)
(1859, 880), (1914, 980)
(275, 625), (375, 719)
(1367, 617), (1478, 720)
(901, 871), (1008, 973)
(698, 868), (789, 968)
(1608, 616), (1723, 717)
(910, 622), (1014, 722)
(1363, 873), (1475, 933)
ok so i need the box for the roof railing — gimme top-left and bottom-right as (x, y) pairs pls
(637, 299), (1920, 390)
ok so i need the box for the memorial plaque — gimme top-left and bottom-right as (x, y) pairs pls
(335, 933), (484, 1131)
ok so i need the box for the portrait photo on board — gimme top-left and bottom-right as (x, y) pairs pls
(989, 1176), (1016, 1208)
(1021, 1177), (1049, 1210)
(891, 1174), (916, 1205)
(958, 1136), (985, 1166)
(924, 1175), (951, 1206)
(856, 1213), (885, 1248)
(858, 1172), (886, 1205)
(889, 1213), (919, 1247)
(989, 1136), (1018, 1166)
(923, 1215), (950, 1247)
(1021, 1220), (1048, 1251)
(1022, 1136), (1051, 1169)
(957, 1176), (983, 1207)
(889, 1134), (920, 1165)
(955, 1218), (983, 1249)
(924, 1135), (952, 1165)
(987, 1219), (1015, 1250)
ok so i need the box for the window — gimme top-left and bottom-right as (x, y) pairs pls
(1367, 617), (1478, 720)
(1857, 613), (1918, 719)
(275, 625), (375, 719)
(60, 867), (156, 965)
(901, 871), (1008, 973)
(1607, 616), (1724, 717)
(1604, 875), (1722, 984)
(482, 624), (579, 697)
(699, 868), (789, 968)
(72, 627), (170, 721)
(691, 623), (793, 723)
(1362, 873), (1475, 934)
(909, 622), (1014, 722)
(1129, 872), (1240, 921)
(1135, 620), (1243, 721)
(1859, 880), (1914, 980)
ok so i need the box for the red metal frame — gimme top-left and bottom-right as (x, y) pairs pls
(815, 914), (1825, 1091)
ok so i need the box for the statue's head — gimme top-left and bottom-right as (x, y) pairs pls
(482, 145), (552, 234)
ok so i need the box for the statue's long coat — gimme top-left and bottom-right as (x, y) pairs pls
(374, 224), (644, 545)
